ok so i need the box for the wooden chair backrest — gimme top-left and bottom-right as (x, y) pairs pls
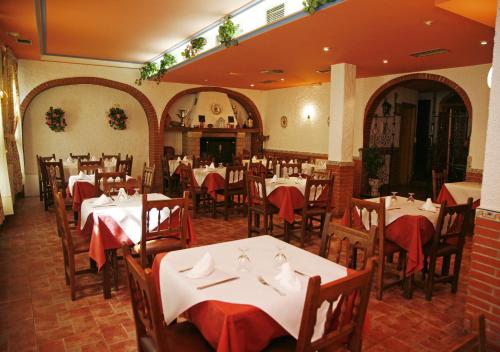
(432, 198), (473, 251)
(140, 192), (189, 267)
(295, 257), (377, 352)
(95, 170), (127, 196)
(247, 174), (269, 207)
(102, 153), (121, 160)
(70, 152), (90, 161)
(116, 156), (133, 176)
(432, 169), (447, 201)
(224, 165), (246, 190)
(320, 213), (377, 269)
(78, 159), (103, 175)
(311, 169), (332, 180)
(142, 163), (155, 194)
(122, 246), (166, 352)
(41, 159), (66, 187)
(178, 164), (194, 192)
(249, 161), (267, 177)
(303, 177), (334, 213)
(450, 315), (486, 352)
(102, 176), (141, 197)
(280, 163), (302, 177)
(54, 192), (76, 265)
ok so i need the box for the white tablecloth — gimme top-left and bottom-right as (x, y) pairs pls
(158, 235), (347, 339)
(243, 158), (267, 166)
(266, 177), (307, 195)
(444, 182), (481, 204)
(67, 174), (132, 196)
(63, 160), (116, 181)
(192, 167), (226, 186)
(359, 196), (440, 230)
(80, 193), (169, 244)
(168, 159), (192, 176)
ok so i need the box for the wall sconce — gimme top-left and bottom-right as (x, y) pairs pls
(303, 104), (315, 121)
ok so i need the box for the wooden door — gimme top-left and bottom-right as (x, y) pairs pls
(398, 104), (417, 185)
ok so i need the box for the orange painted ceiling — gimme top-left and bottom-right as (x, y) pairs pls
(0, 0), (496, 90)
(162, 0), (495, 89)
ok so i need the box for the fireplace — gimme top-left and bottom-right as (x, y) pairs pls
(200, 137), (236, 163)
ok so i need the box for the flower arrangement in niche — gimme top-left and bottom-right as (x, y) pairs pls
(45, 106), (66, 132)
(107, 106), (128, 130)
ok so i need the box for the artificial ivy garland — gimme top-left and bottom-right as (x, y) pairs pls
(217, 16), (239, 47)
(107, 107), (128, 130)
(45, 106), (66, 132)
(135, 53), (176, 85)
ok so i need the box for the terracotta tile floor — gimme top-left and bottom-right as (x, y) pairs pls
(0, 197), (472, 351)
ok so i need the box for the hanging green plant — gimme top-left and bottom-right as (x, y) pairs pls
(45, 106), (66, 132)
(107, 106), (128, 130)
(135, 62), (158, 85)
(154, 53), (176, 83)
(181, 37), (207, 60)
(303, 0), (336, 14)
(217, 16), (239, 48)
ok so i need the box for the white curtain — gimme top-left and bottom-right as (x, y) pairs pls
(0, 91), (12, 216)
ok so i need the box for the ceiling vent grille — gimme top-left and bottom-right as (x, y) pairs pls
(315, 68), (331, 73)
(260, 69), (284, 75)
(266, 3), (285, 24)
(17, 38), (32, 45)
(259, 79), (278, 84)
(410, 48), (449, 58)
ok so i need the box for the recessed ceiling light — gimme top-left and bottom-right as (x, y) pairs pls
(480, 40), (488, 46)
(280, 78), (285, 81)
(250, 83), (255, 87)
(424, 20), (433, 26)
(229, 72), (240, 75)
(323, 47), (330, 52)
(204, 79), (208, 82)
(383, 59), (389, 64)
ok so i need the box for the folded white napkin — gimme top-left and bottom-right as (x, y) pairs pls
(50, 158), (56, 162)
(116, 187), (128, 201)
(252, 156), (257, 162)
(177, 156), (181, 162)
(94, 194), (112, 206)
(385, 196), (392, 209)
(183, 156), (188, 161)
(66, 157), (74, 163)
(272, 175), (278, 183)
(115, 177), (121, 182)
(111, 157), (117, 162)
(107, 177), (114, 182)
(78, 171), (86, 179)
(91, 156), (97, 161)
(274, 262), (301, 292)
(421, 198), (437, 212)
(209, 162), (215, 169)
(186, 252), (215, 279)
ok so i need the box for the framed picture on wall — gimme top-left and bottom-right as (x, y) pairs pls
(198, 115), (206, 122)
(228, 116), (235, 123)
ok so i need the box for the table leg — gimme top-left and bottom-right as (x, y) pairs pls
(102, 257), (112, 299)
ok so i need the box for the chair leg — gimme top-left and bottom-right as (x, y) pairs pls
(300, 218), (307, 248)
(441, 255), (451, 277)
(263, 212), (269, 236)
(376, 255), (384, 300)
(192, 194), (199, 218)
(224, 196), (229, 221)
(247, 209), (253, 238)
(451, 252), (463, 293)
(425, 256), (437, 301)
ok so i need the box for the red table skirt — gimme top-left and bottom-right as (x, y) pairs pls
(342, 210), (434, 274)
(151, 254), (365, 352)
(80, 212), (196, 270)
(193, 173), (225, 199)
(267, 186), (305, 223)
(436, 185), (480, 209)
(70, 182), (95, 212)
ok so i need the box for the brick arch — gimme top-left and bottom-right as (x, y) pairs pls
(20, 77), (159, 169)
(363, 73), (472, 148)
(159, 86), (263, 136)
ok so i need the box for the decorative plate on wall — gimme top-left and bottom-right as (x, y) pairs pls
(280, 115), (288, 128)
(211, 103), (222, 115)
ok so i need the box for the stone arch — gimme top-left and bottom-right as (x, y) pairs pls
(363, 73), (472, 148)
(20, 77), (159, 169)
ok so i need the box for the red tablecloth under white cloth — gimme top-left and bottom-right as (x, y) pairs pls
(79, 193), (195, 269)
(153, 235), (347, 352)
(342, 196), (438, 274)
(192, 167), (226, 198)
(437, 181), (481, 208)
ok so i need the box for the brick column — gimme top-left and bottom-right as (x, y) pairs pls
(183, 131), (202, 158)
(326, 161), (354, 217)
(236, 132), (246, 157)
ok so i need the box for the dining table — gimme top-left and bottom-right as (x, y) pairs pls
(79, 192), (196, 298)
(168, 159), (192, 176)
(342, 196), (439, 275)
(437, 181), (481, 208)
(152, 235), (348, 352)
(62, 158), (117, 181)
(266, 177), (309, 224)
(192, 166), (226, 198)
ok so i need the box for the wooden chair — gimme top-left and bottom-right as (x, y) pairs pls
(346, 197), (405, 300)
(40, 159), (67, 211)
(311, 169), (332, 180)
(78, 159), (103, 175)
(432, 169), (448, 201)
(122, 246), (212, 352)
(179, 164), (212, 218)
(95, 170), (127, 196)
(37, 154), (55, 201)
(116, 155), (133, 176)
(54, 191), (101, 300)
(248, 161), (267, 178)
(289, 177), (334, 247)
(164, 146), (175, 159)
(213, 165), (246, 220)
(232, 154), (243, 166)
(247, 175), (280, 237)
(265, 257), (377, 352)
(135, 192), (189, 268)
(102, 176), (141, 197)
(196, 156), (214, 168)
(142, 163), (155, 194)
(320, 213), (377, 270)
(70, 152), (90, 161)
(102, 153), (121, 160)
(417, 198), (473, 301)
(46, 163), (73, 212)
(450, 315), (487, 352)
(279, 163), (302, 177)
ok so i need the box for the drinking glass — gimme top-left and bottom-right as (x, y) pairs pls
(407, 193), (415, 204)
(218, 162), (223, 168)
(237, 247), (251, 272)
(391, 191), (398, 202)
(273, 244), (287, 269)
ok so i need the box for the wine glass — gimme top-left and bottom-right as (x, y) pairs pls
(391, 191), (398, 202)
(237, 247), (251, 272)
(273, 244), (287, 270)
(407, 193), (415, 204)
(218, 162), (223, 168)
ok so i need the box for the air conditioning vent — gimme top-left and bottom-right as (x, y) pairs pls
(410, 48), (449, 58)
(17, 38), (32, 45)
(266, 3), (285, 24)
(259, 79), (278, 84)
(260, 69), (284, 75)
(315, 68), (331, 73)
